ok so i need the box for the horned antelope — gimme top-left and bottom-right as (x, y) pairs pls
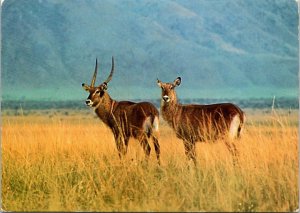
(157, 77), (245, 165)
(82, 57), (160, 164)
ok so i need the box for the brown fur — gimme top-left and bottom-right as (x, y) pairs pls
(83, 58), (160, 164)
(157, 77), (245, 164)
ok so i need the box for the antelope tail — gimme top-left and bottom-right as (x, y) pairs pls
(237, 113), (246, 138)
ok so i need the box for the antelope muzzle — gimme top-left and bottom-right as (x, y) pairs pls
(85, 99), (93, 107)
(162, 95), (170, 102)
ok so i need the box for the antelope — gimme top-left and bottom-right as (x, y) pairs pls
(82, 57), (160, 164)
(157, 77), (245, 165)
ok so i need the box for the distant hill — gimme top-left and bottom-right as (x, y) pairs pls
(1, 0), (298, 101)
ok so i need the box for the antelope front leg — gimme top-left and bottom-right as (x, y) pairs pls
(111, 127), (126, 158)
(114, 135), (126, 159)
(123, 137), (129, 154)
(183, 140), (197, 165)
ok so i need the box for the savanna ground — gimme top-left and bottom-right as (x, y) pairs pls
(1, 107), (299, 212)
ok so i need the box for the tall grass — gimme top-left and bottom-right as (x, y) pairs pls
(2, 109), (299, 211)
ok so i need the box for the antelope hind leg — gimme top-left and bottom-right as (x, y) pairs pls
(140, 135), (151, 161)
(152, 135), (161, 165)
(224, 140), (239, 165)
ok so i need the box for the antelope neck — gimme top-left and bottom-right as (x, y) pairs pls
(94, 93), (115, 115)
(161, 99), (181, 123)
(110, 100), (116, 115)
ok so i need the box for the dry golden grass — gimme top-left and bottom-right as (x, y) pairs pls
(1, 108), (299, 211)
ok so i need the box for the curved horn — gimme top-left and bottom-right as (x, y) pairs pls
(90, 58), (98, 87)
(104, 56), (114, 84)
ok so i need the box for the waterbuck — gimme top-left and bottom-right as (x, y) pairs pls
(157, 77), (245, 164)
(82, 57), (160, 164)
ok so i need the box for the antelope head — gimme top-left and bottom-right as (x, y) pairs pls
(82, 57), (114, 107)
(157, 77), (181, 104)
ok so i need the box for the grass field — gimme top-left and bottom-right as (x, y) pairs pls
(1, 108), (299, 211)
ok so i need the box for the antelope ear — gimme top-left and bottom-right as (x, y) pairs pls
(173, 77), (181, 87)
(82, 83), (90, 91)
(157, 78), (162, 88)
(102, 82), (108, 90)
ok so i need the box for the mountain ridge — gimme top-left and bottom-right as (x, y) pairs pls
(2, 0), (298, 101)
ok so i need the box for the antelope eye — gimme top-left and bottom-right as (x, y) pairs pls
(95, 90), (101, 94)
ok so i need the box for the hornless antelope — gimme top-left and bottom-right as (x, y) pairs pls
(82, 57), (160, 164)
(157, 77), (245, 165)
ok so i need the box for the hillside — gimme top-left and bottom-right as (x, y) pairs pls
(1, 0), (298, 101)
